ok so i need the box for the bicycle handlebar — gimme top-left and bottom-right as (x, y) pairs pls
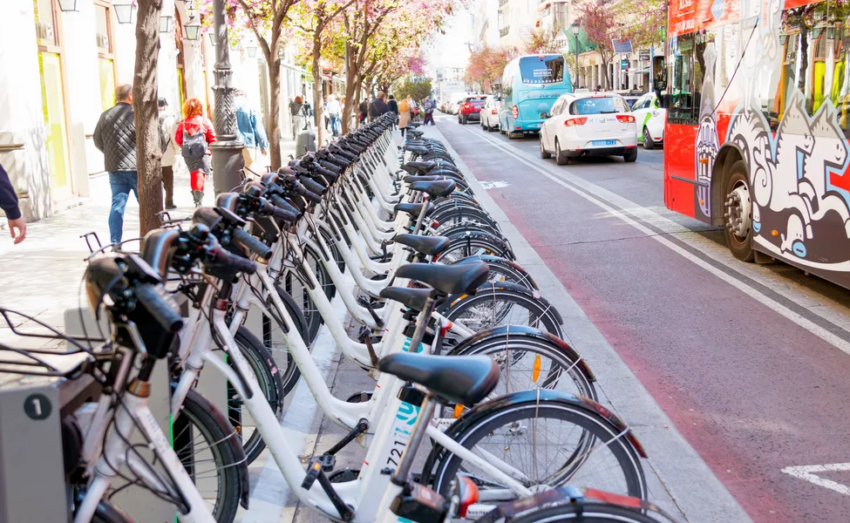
(208, 245), (257, 275)
(232, 228), (273, 260)
(135, 284), (184, 334)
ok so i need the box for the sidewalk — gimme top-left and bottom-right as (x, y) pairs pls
(0, 139), (295, 336)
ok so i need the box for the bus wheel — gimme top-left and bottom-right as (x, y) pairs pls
(723, 161), (755, 262)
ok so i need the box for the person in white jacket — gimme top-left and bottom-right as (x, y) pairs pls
(158, 97), (179, 209)
(326, 94), (342, 137)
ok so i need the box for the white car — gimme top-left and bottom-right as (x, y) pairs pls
(630, 92), (666, 149)
(539, 92), (638, 165)
(480, 95), (501, 132)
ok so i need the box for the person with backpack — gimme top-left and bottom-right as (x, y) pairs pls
(175, 98), (216, 207)
(398, 96), (412, 136)
(158, 97), (178, 210)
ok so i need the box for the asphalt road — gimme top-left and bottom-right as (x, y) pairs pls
(434, 113), (850, 522)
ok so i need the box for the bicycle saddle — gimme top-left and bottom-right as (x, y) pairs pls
(403, 175), (442, 183)
(393, 234), (450, 257)
(378, 353), (499, 406)
(379, 287), (430, 312)
(407, 129), (425, 138)
(404, 144), (428, 154)
(394, 202), (433, 218)
(395, 261), (489, 296)
(401, 161), (435, 175)
(408, 180), (456, 199)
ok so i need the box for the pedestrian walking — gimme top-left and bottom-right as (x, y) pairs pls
(368, 91), (390, 122)
(0, 163), (25, 244)
(359, 98), (369, 124)
(326, 94), (342, 137)
(290, 96), (307, 139)
(175, 98), (216, 207)
(93, 84), (138, 245)
(235, 90), (269, 172)
(398, 96), (412, 137)
(423, 98), (435, 125)
(158, 97), (178, 210)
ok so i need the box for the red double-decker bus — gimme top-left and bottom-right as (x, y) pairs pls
(663, 0), (850, 289)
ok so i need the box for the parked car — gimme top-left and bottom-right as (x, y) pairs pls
(480, 95), (501, 132)
(538, 92), (638, 165)
(622, 95), (641, 109)
(458, 95), (487, 124)
(630, 92), (666, 149)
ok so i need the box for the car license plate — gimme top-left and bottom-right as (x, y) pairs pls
(592, 140), (616, 146)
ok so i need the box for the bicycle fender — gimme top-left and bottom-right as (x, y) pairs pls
(181, 387), (252, 509)
(438, 281), (563, 326)
(439, 231), (515, 262)
(450, 255), (539, 290)
(446, 324), (594, 383)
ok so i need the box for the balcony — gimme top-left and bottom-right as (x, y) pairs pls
(499, 0), (509, 7)
(500, 26), (510, 37)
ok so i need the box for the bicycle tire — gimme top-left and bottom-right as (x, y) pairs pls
(429, 399), (646, 502)
(281, 243), (334, 345)
(174, 388), (241, 522)
(449, 255), (537, 290)
(230, 327), (285, 463)
(441, 285), (563, 339)
(436, 231), (515, 263)
(431, 206), (499, 231)
(509, 502), (661, 523)
(258, 284), (308, 393)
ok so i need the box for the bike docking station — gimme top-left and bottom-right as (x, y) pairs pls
(0, 353), (69, 522)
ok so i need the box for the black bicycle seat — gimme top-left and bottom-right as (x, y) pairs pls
(394, 202), (433, 218)
(404, 144), (428, 154)
(378, 353), (499, 406)
(395, 261), (489, 296)
(379, 287), (431, 312)
(408, 180), (456, 199)
(401, 161), (435, 175)
(393, 234), (450, 257)
(407, 129), (425, 137)
(403, 175), (442, 184)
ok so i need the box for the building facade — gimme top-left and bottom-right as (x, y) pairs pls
(0, 0), (312, 223)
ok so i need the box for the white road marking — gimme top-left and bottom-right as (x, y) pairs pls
(462, 126), (850, 357)
(781, 463), (850, 495)
(480, 181), (511, 189)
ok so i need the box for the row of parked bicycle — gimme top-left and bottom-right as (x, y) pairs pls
(0, 113), (677, 522)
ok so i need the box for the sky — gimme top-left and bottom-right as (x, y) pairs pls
(424, 7), (473, 77)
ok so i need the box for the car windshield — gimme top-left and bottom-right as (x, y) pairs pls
(465, 97), (486, 106)
(519, 56), (565, 85)
(570, 97), (630, 115)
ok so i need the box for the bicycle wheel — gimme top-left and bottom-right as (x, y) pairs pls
(448, 329), (596, 401)
(509, 502), (662, 523)
(259, 284), (307, 394)
(429, 398), (646, 503)
(229, 327), (285, 463)
(441, 284), (563, 341)
(449, 255), (537, 291)
(436, 231), (515, 263)
(282, 244), (335, 345)
(173, 389), (242, 522)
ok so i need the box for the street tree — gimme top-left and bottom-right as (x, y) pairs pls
(578, 0), (617, 90)
(523, 27), (561, 55)
(614, 0), (666, 50)
(464, 45), (515, 93)
(133, 0), (165, 236)
(372, 47), (426, 94)
(291, 0), (358, 147)
(395, 78), (432, 103)
(208, 0), (299, 170)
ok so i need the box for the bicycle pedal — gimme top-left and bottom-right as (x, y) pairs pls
(328, 469), (360, 483)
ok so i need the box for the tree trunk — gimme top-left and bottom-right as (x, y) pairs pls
(268, 44), (282, 169)
(132, 0), (163, 237)
(342, 73), (357, 135)
(312, 34), (324, 147)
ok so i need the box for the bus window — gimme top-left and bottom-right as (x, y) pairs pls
(668, 33), (698, 123)
(519, 56), (565, 85)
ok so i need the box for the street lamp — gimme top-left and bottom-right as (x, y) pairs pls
(159, 15), (173, 33)
(571, 21), (580, 88)
(113, 2), (136, 24)
(184, 20), (201, 40)
(57, 0), (78, 12)
(247, 45), (258, 58)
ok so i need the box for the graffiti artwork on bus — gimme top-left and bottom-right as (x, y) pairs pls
(695, 42), (718, 221)
(726, 91), (850, 268)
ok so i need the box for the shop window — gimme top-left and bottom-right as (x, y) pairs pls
(95, 3), (116, 111)
(34, 0), (59, 47)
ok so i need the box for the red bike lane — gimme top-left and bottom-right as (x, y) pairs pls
(436, 121), (850, 522)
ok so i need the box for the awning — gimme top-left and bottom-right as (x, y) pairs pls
(633, 67), (650, 74)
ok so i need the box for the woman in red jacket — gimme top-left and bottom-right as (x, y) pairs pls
(175, 98), (216, 207)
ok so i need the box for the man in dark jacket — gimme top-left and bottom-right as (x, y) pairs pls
(94, 84), (137, 244)
(0, 163), (25, 244)
(359, 99), (369, 124)
(368, 91), (390, 122)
